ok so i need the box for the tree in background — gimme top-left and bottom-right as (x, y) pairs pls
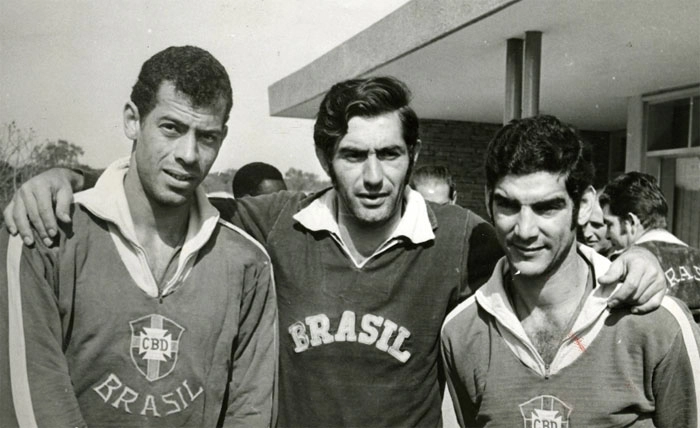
(1, 122), (90, 210)
(202, 168), (236, 195)
(284, 168), (330, 193)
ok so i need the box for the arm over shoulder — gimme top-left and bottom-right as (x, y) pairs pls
(211, 191), (301, 245)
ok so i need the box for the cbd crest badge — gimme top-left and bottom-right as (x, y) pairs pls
(129, 314), (185, 382)
(519, 395), (572, 428)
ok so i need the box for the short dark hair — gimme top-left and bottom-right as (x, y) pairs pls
(314, 76), (419, 182)
(130, 46), (233, 123)
(484, 115), (595, 216)
(232, 162), (285, 198)
(411, 165), (456, 199)
(599, 171), (668, 230)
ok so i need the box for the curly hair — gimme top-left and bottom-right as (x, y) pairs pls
(130, 46), (233, 123)
(313, 76), (419, 181)
(484, 115), (595, 217)
(232, 162), (285, 198)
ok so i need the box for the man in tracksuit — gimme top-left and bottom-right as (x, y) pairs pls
(600, 171), (700, 323)
(441, 115), (700, 427)
(0, 46), (276, 427)
(3, 78), (669, 427)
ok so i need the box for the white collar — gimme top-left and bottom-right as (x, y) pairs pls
(476, 244), (614, 329)
(292, 186), (435, 245)
(635, 228), (688, 246)
(471, 244), (616, 377)
(74, 157), (220, 297)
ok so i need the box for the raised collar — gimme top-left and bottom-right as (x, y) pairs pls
(293, 186), (435, 245)
(73, 157), (220, 297)
(636, 228), (688, 246)
(75, 157), (220, 247)
(476, 244), (614, 331)
(471, 244), (616, 377)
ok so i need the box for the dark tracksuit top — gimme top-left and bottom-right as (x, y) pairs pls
(213, 187), (503, 427)
(632, 229), (700, 323)
(0, 160), (277, 427)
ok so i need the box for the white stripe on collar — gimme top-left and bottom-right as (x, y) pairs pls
(74, 157), (220, 297)
(292, 186), (435, 245)
(635, 229), (688, 246)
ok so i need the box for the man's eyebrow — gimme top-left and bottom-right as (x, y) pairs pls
(376, 145), (406, 154)
(337, 146), (366, 154)
(493, 193), (519, 206)
(531, 196), (567, 210)
(159, 115), (186, 126)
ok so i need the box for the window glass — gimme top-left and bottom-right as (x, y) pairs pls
(647, 98), (690, 151)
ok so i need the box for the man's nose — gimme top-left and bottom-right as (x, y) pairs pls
(174, 132), (197, 164)
(514, 208), (537, 240)
(363, 156), (383, 188)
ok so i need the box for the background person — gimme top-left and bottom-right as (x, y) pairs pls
(578, 189), (615, 258)
(0, 46), (276, 427)
(232, 161), (287, 198)
(3, 77), (668, 427)
(601, 171), (700, 322)
(442, 115), (700, 427)
(411, 165), (457, 205)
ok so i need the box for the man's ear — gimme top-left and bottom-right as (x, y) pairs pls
(484, 186), (493, 220)
(315, 146), (331, 176)
(412, 139), (422, 165)
(124, 101), (140, 141)
(627, 212), (642, 227)
(624, 212), (642, 237)
(577, 185), (596, 227)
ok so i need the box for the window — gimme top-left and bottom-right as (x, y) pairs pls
(644, 86), (700, 247)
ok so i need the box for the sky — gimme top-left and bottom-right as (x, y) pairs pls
(0, 0), (410, 176)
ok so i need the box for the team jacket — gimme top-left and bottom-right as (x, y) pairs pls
(0, 160), (277, 427)
(633, 229), (700, 323)
(441, 246), (700, 427)
(213, 188), (503, 427)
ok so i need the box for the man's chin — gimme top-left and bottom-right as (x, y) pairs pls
(349, 206), (394, 227)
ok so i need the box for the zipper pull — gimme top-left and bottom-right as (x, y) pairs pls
(158, 292), (164, 304)
(544, 364), (550, 379)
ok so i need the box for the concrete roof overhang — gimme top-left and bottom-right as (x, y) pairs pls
(268, 0), (700, 130)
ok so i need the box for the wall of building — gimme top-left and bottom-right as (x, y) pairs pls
(417, 119), (614, 218)
(417, 119), (500, 218)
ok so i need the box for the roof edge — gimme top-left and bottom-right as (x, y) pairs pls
(268, 0), (521, 118)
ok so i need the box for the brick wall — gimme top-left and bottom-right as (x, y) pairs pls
(416, 119), (612, 218)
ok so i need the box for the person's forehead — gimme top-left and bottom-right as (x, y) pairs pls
(589, 200), (605, 223)
(337, 111), (406, 151)
(495, 171), (570, 203)
(603, 205), (619, 222)
(257, 179), (286, 194)
(150, 82), (227, 127)
(415, 180), (450, 194)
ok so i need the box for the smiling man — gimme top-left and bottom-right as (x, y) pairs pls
(441, 115), (700, 427)
(0, 46), (276, 427)
(3, 77), (670, 428)
(579, 191), (615, 258)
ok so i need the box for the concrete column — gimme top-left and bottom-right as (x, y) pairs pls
(504, 38), (523, 124)
(522, 31), (542, 118)
(625, 95), (645, 171)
